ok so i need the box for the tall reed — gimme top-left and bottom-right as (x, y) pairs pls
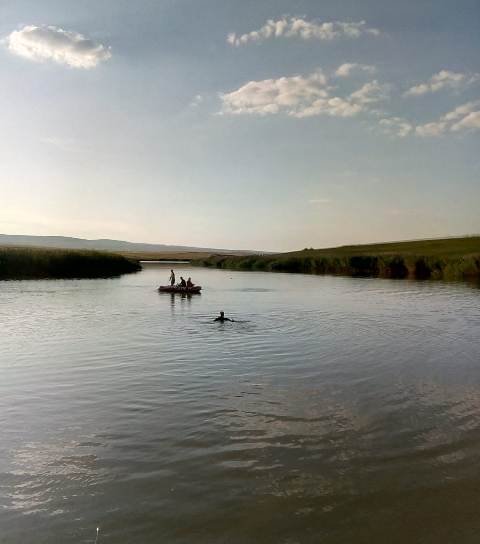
(0, 247), (141, 280)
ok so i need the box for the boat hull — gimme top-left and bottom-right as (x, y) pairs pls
(158, 285), (202, 294)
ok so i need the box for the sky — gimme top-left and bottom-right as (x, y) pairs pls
(0, 0), (479, 251)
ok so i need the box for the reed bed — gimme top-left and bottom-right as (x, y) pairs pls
(0, 246), (141, 280)
(194, 237), (480, 282)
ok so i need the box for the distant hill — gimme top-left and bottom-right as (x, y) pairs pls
(0, 234), (256, 255)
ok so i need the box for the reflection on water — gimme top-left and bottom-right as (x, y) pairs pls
(0, 265), (479, 543)
(167, 292), (197, 304)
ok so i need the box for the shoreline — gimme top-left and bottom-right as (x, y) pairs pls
(193, 237), (480, 283)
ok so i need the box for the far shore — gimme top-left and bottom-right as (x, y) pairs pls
(193, 236), (480, 283)
(2, 236), (479, 283)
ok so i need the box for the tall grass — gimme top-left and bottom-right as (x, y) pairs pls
(0, 247), (141, 280)
(194, 237), (480, 282)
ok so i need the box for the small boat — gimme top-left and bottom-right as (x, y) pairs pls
(158, 285), (202, 294)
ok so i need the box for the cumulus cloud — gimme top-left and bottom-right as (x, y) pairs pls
(379, 117), (413, 138)
(379, 101), (480, 138)
(416, 100), (480, 136)
(335, 63), (376, 77)
(349, 80), (389, 105)
(220, 70), (389, 119)
(442, 100), (480, 122)
(294, 96), (363, 119)
(451, 111), (480, 132)
(227, 17), (380, 46)
(5, 25), (111, 68)
(415, 121), (448, 137)
(404, 70), (479, 97)
(220, 71), (328, 116)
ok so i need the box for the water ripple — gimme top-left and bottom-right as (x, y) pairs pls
(0, 266), (479, 542)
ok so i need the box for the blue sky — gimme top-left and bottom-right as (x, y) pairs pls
(0, 0), (479, 251)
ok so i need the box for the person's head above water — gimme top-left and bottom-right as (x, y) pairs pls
(214, 311), (233, 322)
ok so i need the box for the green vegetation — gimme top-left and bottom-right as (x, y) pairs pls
(194, 237), (480, 282)
(0, 246), (141, 280)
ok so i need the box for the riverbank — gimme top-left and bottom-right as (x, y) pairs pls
(194, 237), (480, 282)
(0, 246), (141, 280)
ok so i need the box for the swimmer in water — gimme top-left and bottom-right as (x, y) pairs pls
(214, 311), (234, 322)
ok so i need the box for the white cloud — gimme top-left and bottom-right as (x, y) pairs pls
(349, 80), (389, 105)
(379, 100), (480, 138)
(416, 100), (480, 136)
(295, 96), (363, 118)
(404, 70), (479, 97)
(220, 70), (328, 116)
(227, 17), (379, 46)
(5, 25), (111, 68)
(335, 63), (376, 77)
(451, 111), (480, 132)
(443, 100), (480, 122)
(379, 117), (413, 138)
(220, 71), (389, 119)
(415, 122), (448, 137)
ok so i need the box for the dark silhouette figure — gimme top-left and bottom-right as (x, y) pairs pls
(214, 311), (234, 322)
(186, 277), (194, 288)
(179, 277), (187, 288)
(169, 269), (175, 286)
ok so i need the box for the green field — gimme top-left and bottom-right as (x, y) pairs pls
(0, 246), (141, 280)
(194, 237), (480, 282)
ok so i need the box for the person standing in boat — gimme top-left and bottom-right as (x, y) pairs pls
(169, 269), (175, 286)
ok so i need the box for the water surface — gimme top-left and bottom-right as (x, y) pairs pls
(1, 264), (479, 543)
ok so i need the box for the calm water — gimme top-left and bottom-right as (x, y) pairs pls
(1, 264), (479, 543)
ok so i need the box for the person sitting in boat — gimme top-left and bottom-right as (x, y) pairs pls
(186, 277), (194, 288)
(169, 269), (175, 286)
(214, 311), (234, 322)
(178, 277), (187, 288)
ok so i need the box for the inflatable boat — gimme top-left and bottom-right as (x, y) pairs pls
(158, 285), (202, 294)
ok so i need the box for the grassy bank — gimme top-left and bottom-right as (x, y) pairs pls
(0, 246), (141, 280)
(194, 237), (480, 282)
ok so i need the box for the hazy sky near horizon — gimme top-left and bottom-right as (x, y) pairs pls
(1, 0), (479, 251)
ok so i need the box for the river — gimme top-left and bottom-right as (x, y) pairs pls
(1, 263), (479, 543)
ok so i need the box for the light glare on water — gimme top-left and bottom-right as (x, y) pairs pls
(1, 264), (479, 543)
